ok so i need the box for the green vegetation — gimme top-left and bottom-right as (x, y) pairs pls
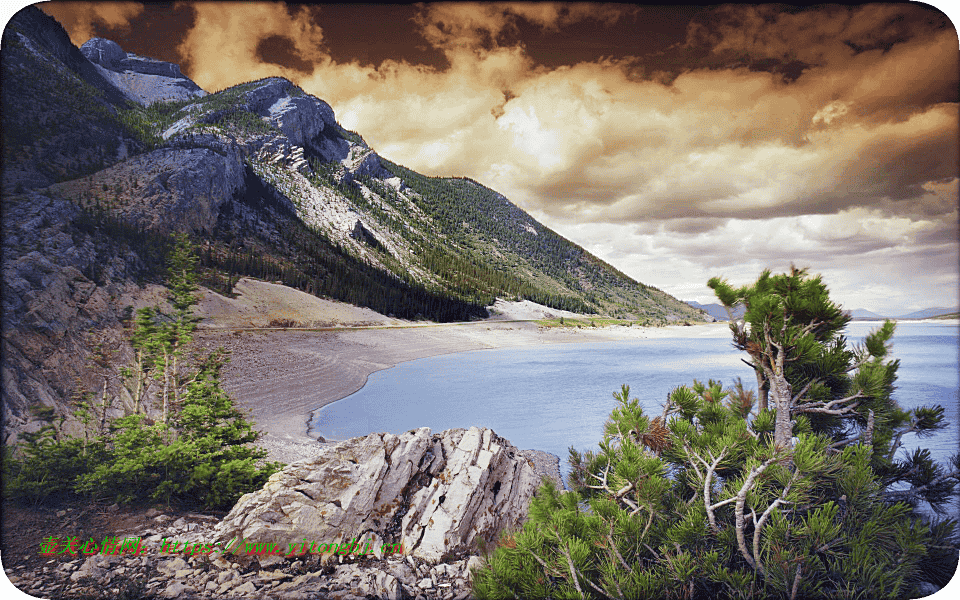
(932, 312), (960, 320)
(536, 317), (673, 328)
(1, 21), (122, 187)
(3, 236), (280, 510)
(379, 159), (700, 320)
(336, 124), (366, 145)
(116, 98), (190, 149)
(208, 108), (278, 136)
(474, 267), (958, 599)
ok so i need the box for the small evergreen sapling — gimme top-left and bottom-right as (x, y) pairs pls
(4, 233), (281, 510)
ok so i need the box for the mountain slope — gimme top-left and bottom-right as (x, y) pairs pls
(1, 6), (706, 439)
(686, 301), (745, 321)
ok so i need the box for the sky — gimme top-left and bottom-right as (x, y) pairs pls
(15, 1), (960, 315)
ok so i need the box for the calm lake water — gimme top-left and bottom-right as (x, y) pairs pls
(309, 321), (959, 492)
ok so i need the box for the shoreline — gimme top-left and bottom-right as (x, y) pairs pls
(194, 320), (730, 464)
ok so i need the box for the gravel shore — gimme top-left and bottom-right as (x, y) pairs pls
(190, 278), (726, 471)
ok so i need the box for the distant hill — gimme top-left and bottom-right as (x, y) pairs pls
(685, 301), (745, 321)
(845, 308), (888, 320)
(844, 307), (958, 320)
(691, 303), (957, 322)
(890, 307), (958, 320)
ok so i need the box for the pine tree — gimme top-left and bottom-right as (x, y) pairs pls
(159, 233), (201, 424)
(708, 266), (893, 450)
(473, 267), (959, 599)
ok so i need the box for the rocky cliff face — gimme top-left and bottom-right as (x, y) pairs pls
(216, 427), (542, 562)
(0, 191), (161, 442)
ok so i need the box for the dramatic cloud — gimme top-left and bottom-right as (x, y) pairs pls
(38, 1), (143, 46)
(29, 2), (960, 313)
(176, 2), (326, 93)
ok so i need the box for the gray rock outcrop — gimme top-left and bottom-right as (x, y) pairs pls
(242, 78), (339, 156)
(79, 37), (125, 70)
(80, 36), (206, 104)
(216, 427), (542, 562)
(45, 140), (248, 235)
(1, 193), (159, 443)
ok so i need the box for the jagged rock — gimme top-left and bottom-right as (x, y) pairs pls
(215, 427), (542, 562)
(350, 220), (383, 250)
(118, 55), (182, 78)
(162, 581), (195, 598)
(341, 145), (394, 180)
(242, 78), (337, 150)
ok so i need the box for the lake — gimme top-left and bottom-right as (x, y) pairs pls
(309, 321), (959, 493)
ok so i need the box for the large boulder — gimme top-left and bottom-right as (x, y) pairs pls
(215, 427), (543, 562)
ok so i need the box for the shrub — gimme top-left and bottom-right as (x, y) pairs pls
(3, 235), (281, 510)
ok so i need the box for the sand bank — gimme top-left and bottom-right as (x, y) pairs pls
(191, 279), (729, 463)
(193, 321), (728, 463)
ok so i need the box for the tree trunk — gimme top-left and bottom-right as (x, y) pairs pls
(133, 350), (144, 414)
(172, 351), (179, 408)
(98, 379), (109, 434)
(162, 349), (170, 425)
(770, 368), (793, 449)
(755, 368), (768, 413)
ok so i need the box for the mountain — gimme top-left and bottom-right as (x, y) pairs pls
(844, 308), (888, 320)
(1, 6), (706, 437)
(843, 307), (959, 320)
(685, 301), (744, 321)
(890, 307), (958, 320)
(700, 303), (958, 322)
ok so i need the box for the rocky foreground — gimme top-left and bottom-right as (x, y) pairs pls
(7, 427), (558, 599)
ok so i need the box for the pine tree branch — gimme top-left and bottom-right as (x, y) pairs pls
(605, 525), (632, 572)
(793, 391), (865, 415)
(752, 470), (799, 578)
(735, 456), (780, 572)
(887, 419), (919, 461)
(791, 379), (817, 404)
(596, 531), (629, 600)
(558, 540), (585, 598)
(789, 563), (803, 600)
(697, 447), (728, 532)
(883, 469), (960, 503)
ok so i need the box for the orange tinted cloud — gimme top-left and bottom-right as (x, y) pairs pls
(413, 2), (637, 51)
(39, 1), (144, 46)
(29, 2), (960, 310)
(177, 2), (325, 92)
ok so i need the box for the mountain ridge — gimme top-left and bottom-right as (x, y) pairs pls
(1, 5), (705, 440)
(686, 301), (958, 321)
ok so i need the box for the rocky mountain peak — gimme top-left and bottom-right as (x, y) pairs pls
(78, 35), (205, 105)
(78, 37), (125, 70)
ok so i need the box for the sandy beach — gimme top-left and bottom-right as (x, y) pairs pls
(191, 279), (730, 463)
